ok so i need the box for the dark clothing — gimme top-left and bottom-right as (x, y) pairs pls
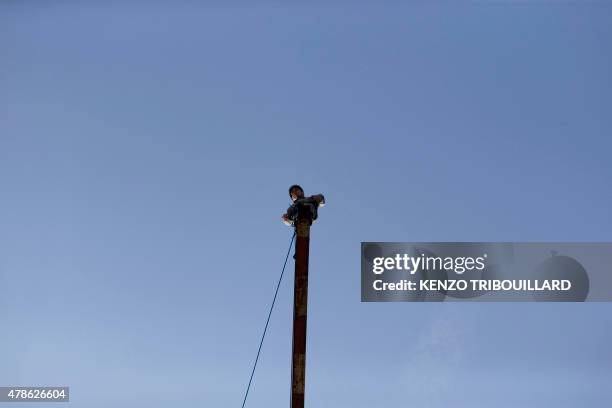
(285, 194), (325, 226)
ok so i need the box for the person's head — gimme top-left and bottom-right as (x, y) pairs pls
(289, 184), (304, 202)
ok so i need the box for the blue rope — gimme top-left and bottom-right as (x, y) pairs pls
(240, 231), (296, 408)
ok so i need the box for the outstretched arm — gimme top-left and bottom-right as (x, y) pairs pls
(310, 194), (325, 206)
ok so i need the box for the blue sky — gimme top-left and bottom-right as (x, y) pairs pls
(1, 2), (611, 407)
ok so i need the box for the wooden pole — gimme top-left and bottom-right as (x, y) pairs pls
(290, 204), (313, 408)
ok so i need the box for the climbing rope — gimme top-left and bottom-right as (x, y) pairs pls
(240, 231), (296, 408)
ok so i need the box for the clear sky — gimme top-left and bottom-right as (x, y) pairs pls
(1, 2), (611, 407)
